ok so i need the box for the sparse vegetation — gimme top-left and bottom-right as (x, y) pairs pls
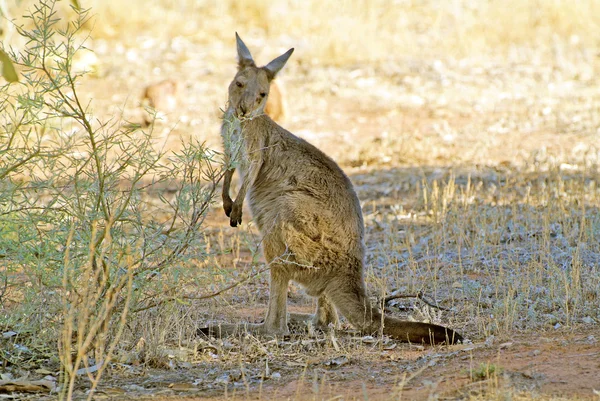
(471, 362), (502, 381)
(1, 1), (220, 399)
(0, 0), (599, 400)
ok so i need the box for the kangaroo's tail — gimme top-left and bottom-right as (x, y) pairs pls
(380, 316), (463, 344)
(326, 275), (462, 345)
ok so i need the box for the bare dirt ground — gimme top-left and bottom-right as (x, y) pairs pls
(4, 3), (600, 400)
(79, 327), (597, 401)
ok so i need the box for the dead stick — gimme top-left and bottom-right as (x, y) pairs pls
(384, 291), (452, 312)
(132, 266), (271, 313)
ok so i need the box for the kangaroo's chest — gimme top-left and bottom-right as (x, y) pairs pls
(221, 116), (244, 166)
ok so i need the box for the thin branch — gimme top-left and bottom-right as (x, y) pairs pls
(0, 149), (41, 180)
(0, 275), (8, 305)
(132, 265), (271, 313)
(384, 291), (453, 312)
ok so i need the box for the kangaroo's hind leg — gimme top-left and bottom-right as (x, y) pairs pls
(324, 271), (462, 344)
(314, 295), (339, 328)
(198, 233), (291, 338)
(258, 234), (296, 336)
(289, 295), (340, 330)
(325, 272), (381, 335)
(198, 263), (291, 338)
(260, 264), (291, 335)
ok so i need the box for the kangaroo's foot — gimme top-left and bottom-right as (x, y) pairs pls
(288, 295), (340, 332)
(198, 322), (289, 338)
(288, 312), (339, 331)
(288, 312), (324, 331)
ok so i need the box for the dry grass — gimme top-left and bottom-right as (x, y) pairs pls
(5, 0), (600, 64)
(92, 0), (600, 64)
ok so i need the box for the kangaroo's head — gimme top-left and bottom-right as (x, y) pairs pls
(228, 33), (294, 119)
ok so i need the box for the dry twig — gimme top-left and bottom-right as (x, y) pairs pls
(384, 291), (452, 312)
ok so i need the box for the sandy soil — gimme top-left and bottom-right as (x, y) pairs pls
(83, 327), (598, 401)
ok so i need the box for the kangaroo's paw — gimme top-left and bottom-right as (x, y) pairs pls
(229, 204), (243, 227)
(223, 197), (233, 217)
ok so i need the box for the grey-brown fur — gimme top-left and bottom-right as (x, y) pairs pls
(205, 33), (462, 345)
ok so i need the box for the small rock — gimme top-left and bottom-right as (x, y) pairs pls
(264, 79), (287, 123)
(214, 374), (229, 385)
(142, 79), (178, 112)
(35, 368), (54, 375)
(325, 356), (349, 367)
(582, 316), (594, 324)
(169, 382), (196, 391)
(13, 344), (31, 353)
(361, 336), (376, 344)
(383, 343), (397, 351)
(122, 384), (146, 392)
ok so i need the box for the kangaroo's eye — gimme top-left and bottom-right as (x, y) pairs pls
(236, 81), (243, 88)
(260, 92), (266, 98)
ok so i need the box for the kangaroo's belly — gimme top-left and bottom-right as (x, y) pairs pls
(248, 183), (365, 262)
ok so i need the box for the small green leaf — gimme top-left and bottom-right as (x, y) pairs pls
(70, 0), (81, 11)
(0, 50), (19, 83)
(175, 297), (190, 306)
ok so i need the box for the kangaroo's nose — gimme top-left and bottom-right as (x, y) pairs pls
(239, 104), (247, 116)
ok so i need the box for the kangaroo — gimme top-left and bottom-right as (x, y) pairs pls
(205, 33), (462, 345)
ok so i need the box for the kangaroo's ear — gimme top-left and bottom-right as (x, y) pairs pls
(263, 48), (294, 80)
(236, 32), (255, 69)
